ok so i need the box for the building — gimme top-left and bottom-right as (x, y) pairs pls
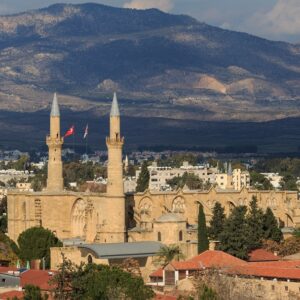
(149, 250), (300, 300)
(261, 173), (283, 189)
(6, 93), (300, 271)
(215, 165), (250, 190)
(137, 161), (218, 191)
(8, 93), (125, 244)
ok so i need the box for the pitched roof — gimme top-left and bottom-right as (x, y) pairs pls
(248, 249), (280, 262)
(0, 268), (54, 291)
(79, 241), (163, 259)
(50, 93), (60, 117)
(20, 270), (54, 290)
(189, 250), (247, 268)
(150, 268), (163, 278)
(155, 250), (300, 281)
(110, 92), (120, 117)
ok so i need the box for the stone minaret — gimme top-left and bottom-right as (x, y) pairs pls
(106, 92), (124, 197)
(103, 92), (125, 242)
(46, 93), (64, 191)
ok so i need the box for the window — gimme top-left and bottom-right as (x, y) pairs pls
(285, 286), (288, 291)
(2, 278), (5, 282)
(179, 230), (183, 241)
(271, 285), (275, 291)
(158, 232), (161, 241)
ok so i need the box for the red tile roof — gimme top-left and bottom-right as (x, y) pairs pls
(248, 249), (280, 262)
(0, 290), (23, 300)
(21, 270), (55, 290)
(189, 250), (247, 268)
(150, 268), (163, 278)
(0, 267), (55, 291)
(150, 250), (300, 282)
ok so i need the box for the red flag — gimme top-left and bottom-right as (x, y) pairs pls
(64, 125), (75, 138)
(83, 124), (88, 139)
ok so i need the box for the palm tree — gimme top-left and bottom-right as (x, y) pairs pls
(155, 244), (185, 266)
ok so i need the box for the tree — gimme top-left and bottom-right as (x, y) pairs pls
(263, 207), (283, 242)
(218, 206), (250, 259)
(167, 172), (209, 190)
(280, 174), (298, 191)
(23, 284), (48, 300)
(198, 204), (209, 253)
(51, 258), (154, 300)
(18, 227), (62, 269)
(246, 196), (264, 250)
(136, 161), (149, 192)
(155, 245), (184, 266)
(208, 202), (226, 240)
(250, 172), (273, 190)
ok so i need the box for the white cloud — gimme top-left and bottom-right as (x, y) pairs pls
(123, 0), (173, 12)
(246, 0), (300, 36)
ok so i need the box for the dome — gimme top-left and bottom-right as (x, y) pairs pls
(155, 213), (185, 223)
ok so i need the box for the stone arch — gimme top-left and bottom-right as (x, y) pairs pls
(139, 197), (152, 216)
(285, 214), (294, 227)
(226, 201), (236, 214)
(71, 198), (87, 238)
(34, 199), (42, 227)
(172, 197), (185, 214)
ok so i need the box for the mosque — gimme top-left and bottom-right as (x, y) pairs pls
(6, 93), (300, 274)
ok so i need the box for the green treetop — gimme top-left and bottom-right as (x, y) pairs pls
(218, 206), (250, 259)
(208, 202), (226, 240)
(136, 161), (150, 192)
(198, 203), (209, 254)
(263, 207), (283, 242)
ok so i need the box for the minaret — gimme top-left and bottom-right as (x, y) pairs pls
(106, 92), (124, 196)
(102, 92), (125, 243)
(46, 93), (64, 191)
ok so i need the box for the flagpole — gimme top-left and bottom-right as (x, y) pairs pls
(73, 129), (75, 161)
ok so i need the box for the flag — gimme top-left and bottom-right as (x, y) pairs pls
(83, 124), (88, 139)
(64, 125), (75, 138)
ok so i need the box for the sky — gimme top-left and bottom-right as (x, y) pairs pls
(0, 0), (300, 43)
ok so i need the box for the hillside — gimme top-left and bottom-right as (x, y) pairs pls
(0, 3), (300, 123)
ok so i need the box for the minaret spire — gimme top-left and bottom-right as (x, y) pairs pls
(51, 93), (60, 117)
(110, 92), (120, 117)
(46, 93), (64, 192)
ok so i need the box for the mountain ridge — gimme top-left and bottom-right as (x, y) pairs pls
(0, 3), (300, 123)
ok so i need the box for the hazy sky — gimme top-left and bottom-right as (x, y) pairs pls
(0, 0), (299, 42)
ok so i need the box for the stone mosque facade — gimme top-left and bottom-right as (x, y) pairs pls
(7, 94), (300, 252)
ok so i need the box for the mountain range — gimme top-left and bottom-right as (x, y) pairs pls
(0, 3), (300, 152)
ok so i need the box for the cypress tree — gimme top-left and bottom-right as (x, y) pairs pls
(263, 207), (283, 242)
(208, 202), (226, 240)
(218, 206), (250, 259)
(136, 161), (150, 192)
(246, 196), (264, 250)
(198, 203), (209, 253)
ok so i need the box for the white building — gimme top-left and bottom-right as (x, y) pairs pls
(261, 173), (283, 189)
(136, 161), (218, 191)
